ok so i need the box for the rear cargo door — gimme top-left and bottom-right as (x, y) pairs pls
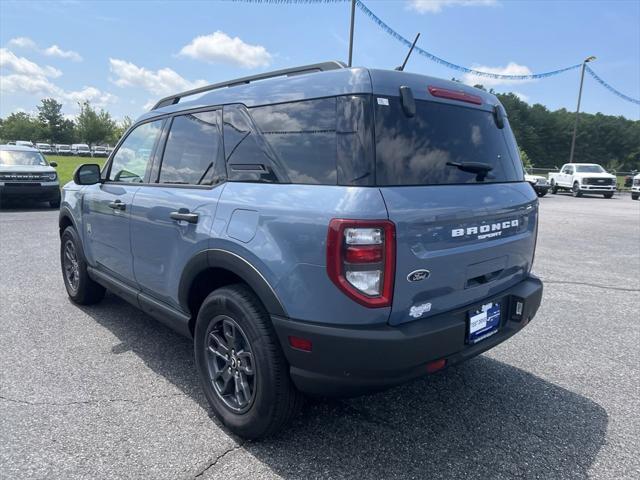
(373, 93), (537, 326)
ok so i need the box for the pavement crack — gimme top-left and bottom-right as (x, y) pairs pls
(0, 393), (186, 407)
(192, 442), (245, 478)
(542, 279), (639, 292)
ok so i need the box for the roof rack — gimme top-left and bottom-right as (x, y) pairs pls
(151, 60), (347, 110)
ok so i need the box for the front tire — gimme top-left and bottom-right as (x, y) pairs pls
(194, 284), (302, 439)
(632, 193), (639, 200)
(60, 226), (105, 305)
(551, 181), (558, 194)
(571, 182), (582, 197)
(603, 192), (614, 199)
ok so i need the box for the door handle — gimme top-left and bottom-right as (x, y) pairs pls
(170, 208), (199, 224)
(108, 200), (126, 210)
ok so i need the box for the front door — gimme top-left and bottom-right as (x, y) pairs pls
(82, 119), (164, 283)
(131, 110), (226, 309)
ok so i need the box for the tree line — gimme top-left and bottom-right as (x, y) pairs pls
(1, 93), (639, 171)
(0, 98), (132, 147)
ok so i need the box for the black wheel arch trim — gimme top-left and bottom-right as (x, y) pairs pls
(179, 249), (287, 318)
(58, 206), (78, 235)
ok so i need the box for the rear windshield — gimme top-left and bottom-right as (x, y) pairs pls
(374, 98), (523, 186)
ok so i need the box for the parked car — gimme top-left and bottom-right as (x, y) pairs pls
(71, 143), (91, 157)
(36, 142), (54, 154)
(15, 140), (35, 148)
(55, 144), (72, 155)
(525, 173), (550, 197)
(548, 163), (617, 198)
(0, 144), (60, 208)
(59, 61), (543, 439)
(91, 145), (109, 157)
(631, 174), (640, 200)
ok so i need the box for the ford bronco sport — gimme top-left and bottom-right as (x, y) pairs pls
(59, 62), (543, 439)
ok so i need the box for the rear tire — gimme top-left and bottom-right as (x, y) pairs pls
(603, 192), (614, 199)
(571, 182), (582, 197)
(194, 284), (302, 439)
(60, 226), (105, 305)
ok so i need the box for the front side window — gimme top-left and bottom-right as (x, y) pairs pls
(159, 110), (224, 185)
(109, 120), (163, 183)
(374, 98), (523, 186)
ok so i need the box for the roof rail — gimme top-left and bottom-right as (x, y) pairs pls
(151, 60), (347, 110)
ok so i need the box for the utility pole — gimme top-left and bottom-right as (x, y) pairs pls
(348, 0), (356, 67)
(568, 56), (596, 163)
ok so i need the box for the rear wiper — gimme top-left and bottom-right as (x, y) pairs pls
(446, 161), (493, 181)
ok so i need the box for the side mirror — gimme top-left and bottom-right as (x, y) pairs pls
(73, 163), (102, 185)
(49, 161), (58, 167)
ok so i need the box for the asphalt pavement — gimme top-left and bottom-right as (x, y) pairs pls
(1, 192), (639, 480)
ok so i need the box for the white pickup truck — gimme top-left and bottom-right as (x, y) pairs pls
(548, 163), (617, 198)
(631, 174), (640, 201)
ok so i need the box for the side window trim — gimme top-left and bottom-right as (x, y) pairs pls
(104, 117), (167, 184)
(152, 107), (226, 188)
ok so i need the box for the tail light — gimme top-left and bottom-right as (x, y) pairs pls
(327, 219), (395, 308)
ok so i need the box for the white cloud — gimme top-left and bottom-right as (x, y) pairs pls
(109, 58), (208, 95)
(512, 91), (530, 102)
(43, 45), (83, 62)
(5, 37), (83, 62)
(461, 62), (535, 87)
(0, 48), (61, 78)
(0, 73), (117, 109)
(8, 37), (37, 49)
(408, 0), (498, 14)
(178, 31), (272, 68)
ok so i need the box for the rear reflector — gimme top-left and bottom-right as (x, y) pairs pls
(426, 358), (447, 373)
(345, 245), (383, 263)
(428, 86), (483, 105)
(288, 336), (313, 352)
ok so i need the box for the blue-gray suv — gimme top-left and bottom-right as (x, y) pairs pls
(59, 61), (543, 439)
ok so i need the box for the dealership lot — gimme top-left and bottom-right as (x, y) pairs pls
(1, 193), (638, 480)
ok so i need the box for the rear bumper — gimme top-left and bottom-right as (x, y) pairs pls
(272, 275), (543, 397)
(0, 184), (60, 201)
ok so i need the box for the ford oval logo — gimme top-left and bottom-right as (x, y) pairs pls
(407, 269), (430, 282)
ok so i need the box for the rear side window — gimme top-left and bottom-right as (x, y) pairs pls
(251, 98), (337, 185)
(374, 98), (523, 186)
(159, 110), (224, 185)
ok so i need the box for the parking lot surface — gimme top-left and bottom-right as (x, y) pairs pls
(1, 193), (639, 480)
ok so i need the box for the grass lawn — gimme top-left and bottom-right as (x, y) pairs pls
(45, 155), (106, 188)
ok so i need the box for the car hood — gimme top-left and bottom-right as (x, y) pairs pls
(0, 165), (56, 173)
(525, 175), (546, 182)
(574, 172), (616, 179)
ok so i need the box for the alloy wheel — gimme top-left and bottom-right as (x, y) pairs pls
(63, 239), (80, 293)
(206, 315), (256, 413)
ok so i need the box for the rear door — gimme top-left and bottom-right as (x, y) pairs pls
(82, 119), (164, 282)
(373, 94), (537, 326)
(130, 109), (226, 310)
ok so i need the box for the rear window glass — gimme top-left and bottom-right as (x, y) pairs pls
(251, 98), (337, 185)
(374, 98), (523, 186)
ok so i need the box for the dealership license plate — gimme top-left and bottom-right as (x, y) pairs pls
(467, 302), (500, 344)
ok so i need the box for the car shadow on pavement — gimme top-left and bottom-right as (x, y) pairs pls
(83, 293), (608, 480)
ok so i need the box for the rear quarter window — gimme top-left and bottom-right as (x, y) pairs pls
(374, 98), (523, 186)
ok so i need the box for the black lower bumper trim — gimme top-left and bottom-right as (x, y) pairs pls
(272, 275), (543, 396)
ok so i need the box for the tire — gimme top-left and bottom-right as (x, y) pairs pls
(632, 193), (639, 200)
(194, 284), (302, 439)
(537, 190), (547, 197)
(551, 181), (558, 194)
(60, 226), (105, 305)
(571, 182), (582, 197)
(603, 192), (614, 199)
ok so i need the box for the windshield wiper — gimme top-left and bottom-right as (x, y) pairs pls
(446, 161), (493, 181)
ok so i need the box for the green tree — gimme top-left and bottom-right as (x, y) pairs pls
(0, 112), (44, 142)
(75, 101), (116, 146)
(37, 98), (66, 143)
(519, 147), (533, 169)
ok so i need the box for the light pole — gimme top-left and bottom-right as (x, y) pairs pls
(568, 55), (596, 163)
(348, 0), (356, 67)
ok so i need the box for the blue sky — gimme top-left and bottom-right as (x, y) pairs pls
(1, 0), (639, 121)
